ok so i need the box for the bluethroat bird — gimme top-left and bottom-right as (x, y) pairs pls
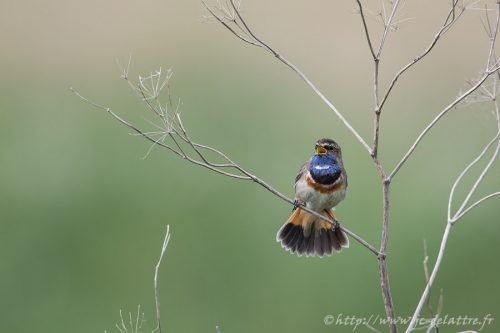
(277, 138), (349, 257)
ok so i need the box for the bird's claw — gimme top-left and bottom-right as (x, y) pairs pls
(292, 200), (303, 211)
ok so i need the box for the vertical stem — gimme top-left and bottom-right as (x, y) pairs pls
(373, 59), (381, 158)
(371, 22), (395, 330)
(374, 59), (381, 107)
(379, 179), (397, 333)
(372, 112), (381, 157)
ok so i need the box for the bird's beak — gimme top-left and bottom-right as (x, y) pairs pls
(315, 146), (328, 155)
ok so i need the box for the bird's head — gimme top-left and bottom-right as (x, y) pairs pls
(314, 138), (342, 157)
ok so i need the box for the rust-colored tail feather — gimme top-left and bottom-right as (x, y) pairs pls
(276, 208), (348, 257)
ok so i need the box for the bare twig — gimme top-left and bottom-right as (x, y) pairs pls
(355, 0), (377, 60)
(112, 306), (145, 333)
(377, 0), (464, 114)
(447, 134), (500, 221)
(359, 0), (466, 162)
(486, 1), (500, 71)
(421, 239), (444, 333)
(377, 0), (403, 59)
(364, 0), (465, 160)
(389, 65), (500, 180)
(153, 226), (172, 333)
(201, 0), (371, 153)
(455, 191), (500, 220)
(422, 239), (435, 320)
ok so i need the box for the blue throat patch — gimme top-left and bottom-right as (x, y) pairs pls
(309, 154), (341, 185)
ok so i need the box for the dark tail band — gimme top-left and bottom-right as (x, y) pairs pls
(276, 208), (349, 257)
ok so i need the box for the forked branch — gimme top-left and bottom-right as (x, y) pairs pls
(356, 0), (467, 158)
(377, 0), (465, 113)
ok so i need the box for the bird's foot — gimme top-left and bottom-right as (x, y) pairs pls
(324, 209), (340, 230)
(292, 200), (303, 211)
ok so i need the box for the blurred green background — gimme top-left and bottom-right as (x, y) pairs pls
(1, 1), (499, 332)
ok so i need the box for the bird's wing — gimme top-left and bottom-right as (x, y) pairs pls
(291, 161), (309, 211)
(295, 161), (310, 185)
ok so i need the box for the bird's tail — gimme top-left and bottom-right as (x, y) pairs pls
(276, 208), (349, 257)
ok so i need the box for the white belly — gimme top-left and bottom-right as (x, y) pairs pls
(295, 172), (346, 212)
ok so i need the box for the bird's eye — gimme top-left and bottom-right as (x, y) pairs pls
(326, 145), (334, 150)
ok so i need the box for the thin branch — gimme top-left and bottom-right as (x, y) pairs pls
(276, 53), (371, 153)
(422, 239), (435, 319)
(377, 0), (463, 113)
(201, 1), (261, 47)
(377, 0), (403, 58)
(71, 87), (251, 180)
(405, 222), (452, 333)
(372, 73), (381, 157)
(117, 310), (128, 333)
(355, 0), (377, 60)
(202, 0), (371, 153)
(153, 226), (172, 333)
(389, 65), (500, 180)
(112, 307), (145, 333)
(486, 1), (500, 71)
(447, 133), (500, 221)
(135, 305), (143, 333)
(451, 103), (500, 223)
(70, 87), (182, 158)
(391, 1), (500, 180)
(456, 191), (500, 220)
(370, 0), (464, 161)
